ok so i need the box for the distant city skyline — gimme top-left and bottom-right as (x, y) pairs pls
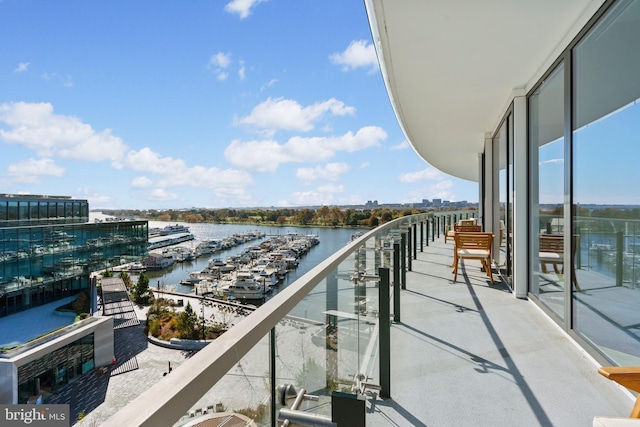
(0, 0), (479, 210)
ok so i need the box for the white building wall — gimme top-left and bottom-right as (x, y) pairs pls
(1, 316), (114, 404)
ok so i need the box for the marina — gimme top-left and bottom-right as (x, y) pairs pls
(130, 222), (359, 305)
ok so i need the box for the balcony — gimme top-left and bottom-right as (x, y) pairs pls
(102, 212), (634, 426)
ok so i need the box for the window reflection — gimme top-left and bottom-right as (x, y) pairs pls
(529, 63), (565, 319)
(572, 0), (640, 364)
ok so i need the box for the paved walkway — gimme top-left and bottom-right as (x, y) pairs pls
(365, 236), (635, 426)
(46, 293), (249, 425)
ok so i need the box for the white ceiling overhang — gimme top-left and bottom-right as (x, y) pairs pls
(365, 0), (605, 182)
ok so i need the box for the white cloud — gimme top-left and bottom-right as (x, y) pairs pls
(0, 102), (127, 163)
(124, 147), (253, 198)
(296, 162), (350, 184)
(399, 167), (446, 183)
(149, 188), (179, 201)
(260, 79), (278, 92)
(540, 158), (563, 165)
(234, 97), (355, 136)
(288, 190), (334, 206)
(6, 158), (65, 183)
(225, 126), (385, 172)
(0, 101), (255, 203)
(75, 187), (112, 205)
(317, 184), (344, 193)
(14, 62), (29, 73)
(124, 148), (186, 174)
(330, 40), (378, 73)
(209, 52), (232, 80)
(238, 60), (246, 80)
(359, 162), (370, 169)
(210, 52), (232, 68)
(224, 0), (267, 19)
(41, 72), (73, 87)
(390, 140), (409, 151)
(131, 176), (154, 188)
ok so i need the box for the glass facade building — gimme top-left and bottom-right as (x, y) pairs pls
(0, 195), (148, 317)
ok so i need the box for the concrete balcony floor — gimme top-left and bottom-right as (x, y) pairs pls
(366, 236), (634, 427)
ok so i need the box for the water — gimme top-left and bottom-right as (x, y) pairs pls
(141, 221), (366, 300)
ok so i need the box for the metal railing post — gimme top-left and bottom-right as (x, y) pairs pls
(401, 233), (407, 289)
(407, 228), (412, 272)
(270, 328), (276, 427)
(393, 244), (400, 323)
(420, 221), (424, 251)
(425, 220), (429, 247)
(413, 223), (417, 259)
(379, 267), (391, 398)
(393, 243), (401, 314)
(617, 231), (624, 287)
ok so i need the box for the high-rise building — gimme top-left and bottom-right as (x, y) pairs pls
(0, 194), (147, 403)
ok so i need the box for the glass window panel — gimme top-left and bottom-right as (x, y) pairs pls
(529, 63), (565, 318)
(0, 201), (6, 225)
(572, 0), (640, 364)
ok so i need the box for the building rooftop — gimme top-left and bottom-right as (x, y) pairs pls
(0, 296), (76, 348)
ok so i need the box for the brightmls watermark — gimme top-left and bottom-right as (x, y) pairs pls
(1, 405), (69, 426)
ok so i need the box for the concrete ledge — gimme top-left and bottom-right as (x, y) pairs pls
(594, 417), (640, 426)
(147, 334), (211, 350)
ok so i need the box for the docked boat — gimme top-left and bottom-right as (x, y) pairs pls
(148, 224), (195, 250)
(209, 258), (236, 272)
(220, 271), (265, 300)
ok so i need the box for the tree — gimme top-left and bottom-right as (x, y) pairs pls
(294, 209), (315, 225)
(120, 271), (133, 290)
(177, 302), (199, 339)
(132, 272), (152, 304)
(316, 206), (330, 225)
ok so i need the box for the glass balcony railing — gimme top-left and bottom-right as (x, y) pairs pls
(103, 212), (459, 427)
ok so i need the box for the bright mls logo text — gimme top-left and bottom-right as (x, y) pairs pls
(1, 405), (69, 426)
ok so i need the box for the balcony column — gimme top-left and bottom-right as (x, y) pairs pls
(512, 90), (528, 298)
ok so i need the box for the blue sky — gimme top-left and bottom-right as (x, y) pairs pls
(0, 0), (478, 210)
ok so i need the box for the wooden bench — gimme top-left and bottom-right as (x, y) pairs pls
(539, 234), (580, 291)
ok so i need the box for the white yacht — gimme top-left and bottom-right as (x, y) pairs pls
(220, 270), (265, 300)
